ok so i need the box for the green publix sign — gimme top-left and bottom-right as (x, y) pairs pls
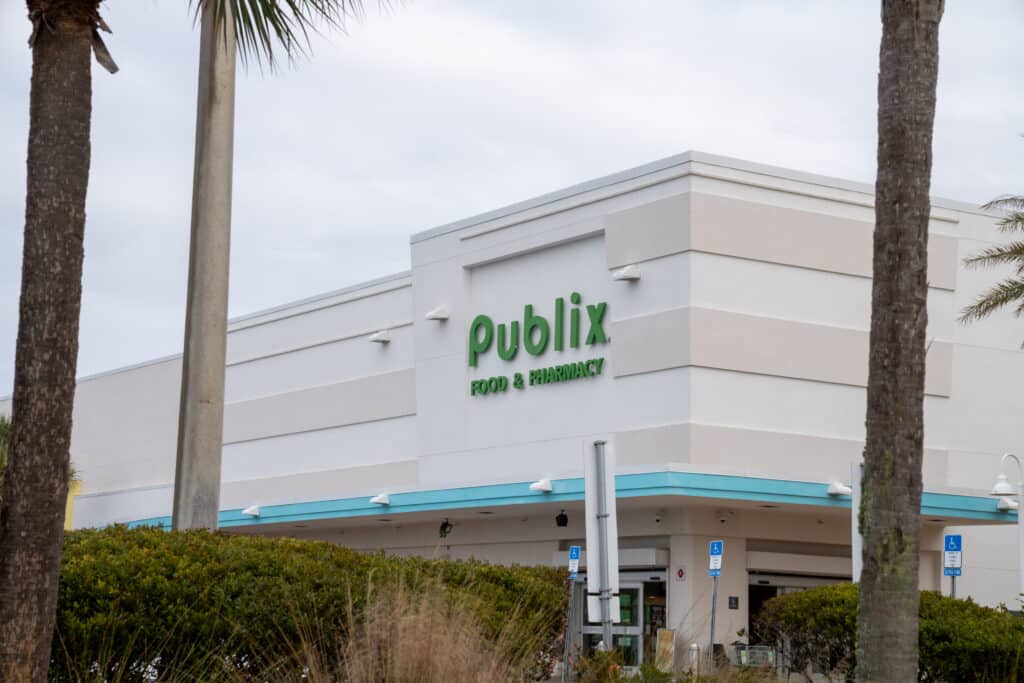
(467, 292), (608, 397)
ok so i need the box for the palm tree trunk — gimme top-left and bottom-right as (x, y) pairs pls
(857, 1), (944, 681)
(0, 10), (93, 682)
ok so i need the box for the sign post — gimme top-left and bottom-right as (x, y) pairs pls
(943, 534), (963, 598)
(585, 440), (620, 651)
(560, 545), (582, 683)
(708, 540), (723, 669)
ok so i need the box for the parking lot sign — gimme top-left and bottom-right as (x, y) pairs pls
(943, 534), (962, 577)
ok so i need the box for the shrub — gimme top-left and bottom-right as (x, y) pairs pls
(756, 582), (1024, 682)
(52, 526), (567, 681)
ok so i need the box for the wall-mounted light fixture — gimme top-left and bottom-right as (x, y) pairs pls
(827, 481), (853, 497)
(529, 478), (553, 493)
(241, 505), (261, 518)
(368, 330), (391, 344)
(369, 493), (390, 506)
(555, 510), (569, 527)
(611, 264), (641, 281)
(439, 518), (454, 538)
(998, 497), (1019, 511)
(425, 305), (450, 321)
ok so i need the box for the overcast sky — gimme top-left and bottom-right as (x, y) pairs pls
(0, 1), (1021, 396)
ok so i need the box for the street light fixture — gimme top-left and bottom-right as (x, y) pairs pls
(990, 453), (1024, 599)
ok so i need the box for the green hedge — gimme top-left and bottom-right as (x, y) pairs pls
(756, 582), (1024, 681)
(52, 525), (567, 681)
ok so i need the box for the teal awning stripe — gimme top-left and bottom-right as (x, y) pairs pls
(126, 470), (1015, 529)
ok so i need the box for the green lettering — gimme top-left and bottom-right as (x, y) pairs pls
(576, 361), (587, 377)
(497, 321), (519, 361)
(545, 367), (556, 383)
(593, 357), (605, 375)
(468, 315), (493, 367)
(554, 297), (565, 351)
(585, 303), (608, 345)
(570, 293), (581, 348)
(524, 304), (550, 355)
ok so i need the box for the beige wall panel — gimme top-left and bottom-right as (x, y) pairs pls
(688, 423), (949, 489)
(746, 551), (851, 577)
(614, 423), (690, 467)
(223, 369), (416, 444)
(220, 460), (419, 509)
(689, 194), (957, 290)
(690, 308), (953, 397)
(610, 308), (690, 378)
(612, 307), (952, 396)
(605, 193), (690, 268)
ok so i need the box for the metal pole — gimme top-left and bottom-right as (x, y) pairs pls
(173, 0), (236, 531)
(851, 461), (863, 582)
(595, 441), (613, 652)
(708, 575), (719, 670)
(1012, 456), (1024, 600)
(951, 575), (956, 599)
(561, 577), (575, 683)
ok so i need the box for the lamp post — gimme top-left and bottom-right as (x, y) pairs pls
(991, 453), (1024, 600)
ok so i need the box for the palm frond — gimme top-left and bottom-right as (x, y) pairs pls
(959, 277), (1024, 324)
(962, 241), (1024, 270)
(983, 195), (1024, 213)
(982, 196), (1024, 234)
(191, 0), (367, 68)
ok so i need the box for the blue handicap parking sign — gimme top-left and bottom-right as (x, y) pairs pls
(709, 540), (723, 556)
(569, 546), (581, 560)
(943, 535), (963, 577)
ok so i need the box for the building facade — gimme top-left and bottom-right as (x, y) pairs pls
(3, 152), (1019, 667)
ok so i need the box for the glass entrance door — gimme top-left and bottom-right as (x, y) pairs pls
(581, 582), (645, 668)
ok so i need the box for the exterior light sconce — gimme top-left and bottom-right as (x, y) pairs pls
(425, 305), (450, 321)
(369, 493), (390, 506)
(827, 481), (853, 497)
(439, 518), (454, 538)
(368, 330), (391, 344)
(611, 264), (641, 281)
(529, 478), (553, 493)
(241, 505), (261, 518)
(998, 497), (1019, 512)
(555, 510), (569, 527)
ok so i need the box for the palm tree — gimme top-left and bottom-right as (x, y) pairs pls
(0, 415), (8, 501)
(0, 2), (362, 680)
(960, 196), (1024, 324)
(857, 1), (944, 682)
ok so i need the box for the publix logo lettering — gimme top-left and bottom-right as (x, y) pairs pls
(467, 292), (608, 397)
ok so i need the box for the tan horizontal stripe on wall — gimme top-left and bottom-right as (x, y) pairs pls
(610, 307), (952, 397)
(220, 460), (419, 509)
(613, 422), (949, 489)
(605, 193), (958, 291)
(223, 369), (416, 444)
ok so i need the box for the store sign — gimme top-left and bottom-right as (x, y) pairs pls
(467, 292), (610, 397)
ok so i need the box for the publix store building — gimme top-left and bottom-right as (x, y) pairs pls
(6, 152), (1020, 666)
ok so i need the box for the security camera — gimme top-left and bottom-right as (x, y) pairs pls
(654, 509), (665, 524)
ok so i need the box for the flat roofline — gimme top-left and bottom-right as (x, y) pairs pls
(409, 149), (992, 244)
(0, 270), (415, 397)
